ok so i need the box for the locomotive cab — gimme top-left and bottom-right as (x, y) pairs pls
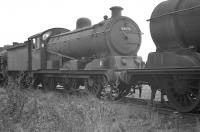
(28, 28), (70, 71)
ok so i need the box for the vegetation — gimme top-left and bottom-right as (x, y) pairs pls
(0, 80), (199, 132)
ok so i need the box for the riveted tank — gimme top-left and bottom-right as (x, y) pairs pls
(150, 0), (200, 51)
(46, 6), (141, 59)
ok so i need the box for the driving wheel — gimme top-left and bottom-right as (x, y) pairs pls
(87, 77), (104, 98)
(165, 78), (200, 112)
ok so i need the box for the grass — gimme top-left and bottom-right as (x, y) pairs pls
(0, 80), (200, 132)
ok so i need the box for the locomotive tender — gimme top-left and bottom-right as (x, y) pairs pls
(1, 0), (200, 113)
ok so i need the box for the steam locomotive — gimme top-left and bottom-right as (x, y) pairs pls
(1, 0), (200, 113)
(0, 6), (143, 100)
(145, 0), (200, 113)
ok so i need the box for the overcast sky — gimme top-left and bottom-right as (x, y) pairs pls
(0, 0), (165, 61)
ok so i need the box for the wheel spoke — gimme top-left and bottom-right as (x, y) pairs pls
(93, 83), (97, 94)
(186, 94), (194, 104)
(188, 89), (198, 98)
(182, 95), (188, 106)
(175, 94), (180, 102)
(86, 77), (103, 98)
(178, 96), (182, 104)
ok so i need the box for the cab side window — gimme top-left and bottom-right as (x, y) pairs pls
(32, 38), (36, 49)
(32, 37), (40, 49)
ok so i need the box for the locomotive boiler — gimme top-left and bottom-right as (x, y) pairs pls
(147, 0), (200, 68)
(41, 6), (142, 72)
(47, 6), (141, 59)
(150, 0), (200, 51)
(18, 6), (143, 73)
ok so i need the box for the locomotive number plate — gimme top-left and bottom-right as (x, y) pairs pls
(121, 27), (131, 31)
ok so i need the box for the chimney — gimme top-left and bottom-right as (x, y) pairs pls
(110, 6), (123, 18)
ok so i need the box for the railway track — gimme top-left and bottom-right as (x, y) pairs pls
(37, 85), (200, 119)
(118, 97), (200, 119)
